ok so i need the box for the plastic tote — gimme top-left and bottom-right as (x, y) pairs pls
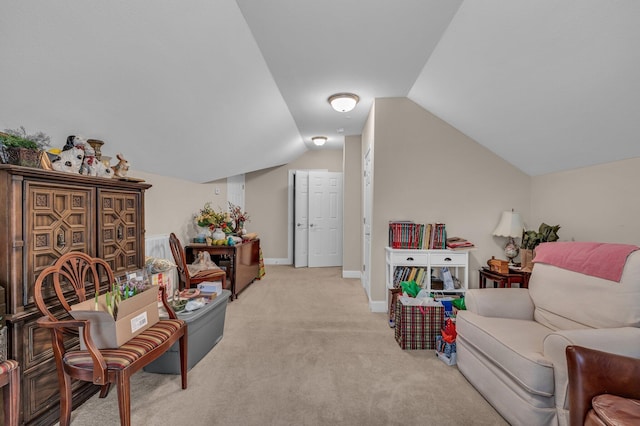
(144, 290), (230, 373)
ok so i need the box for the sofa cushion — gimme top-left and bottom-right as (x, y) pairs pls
(456, 310), (555, 396)
(529, 250), (640, 330)
(591, 394), (640, 426)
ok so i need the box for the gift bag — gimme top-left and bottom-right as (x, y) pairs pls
(441, 267), (455, 290)
(394, 301), (444, 350)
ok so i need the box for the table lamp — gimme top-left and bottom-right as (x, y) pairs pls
(493, 210), (524, 266)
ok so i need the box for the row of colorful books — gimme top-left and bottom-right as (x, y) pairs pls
(388, 221), (447, 249)
(392, 266), (429, 288)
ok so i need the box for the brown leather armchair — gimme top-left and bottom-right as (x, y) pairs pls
(566, 345), (640, 426)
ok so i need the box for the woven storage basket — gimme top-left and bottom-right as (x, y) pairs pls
(1, 146), (43, 167)
(0, 131), (44, 167)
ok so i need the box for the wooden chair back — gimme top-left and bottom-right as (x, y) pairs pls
(34, 251), (113, 328)
(169, 232), (190, 290)
(169, 233), (227, 292)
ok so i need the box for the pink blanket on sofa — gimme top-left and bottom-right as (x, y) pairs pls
(533, 242), (639, 282)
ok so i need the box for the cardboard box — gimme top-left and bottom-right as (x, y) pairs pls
(70, 287), (159, 349)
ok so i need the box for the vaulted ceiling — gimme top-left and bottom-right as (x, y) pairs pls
(1, 1), (639, 182)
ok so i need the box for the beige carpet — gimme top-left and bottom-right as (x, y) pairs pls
(66, 266), (507, 425)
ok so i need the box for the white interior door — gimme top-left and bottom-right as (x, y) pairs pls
(363, 149), (372, 298)
(294, 171), (309, 268)
(308, 171), (343, 267)
(227, 174), (245, 209)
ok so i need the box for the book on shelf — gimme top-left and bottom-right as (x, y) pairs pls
(446, 236), (475, 250)
(388, 221), (425, 249)
(392, 266), (428, 288)
(430, 223), (446, 249)
(423, 223), (433, 249)
(388, 221), (448, 249)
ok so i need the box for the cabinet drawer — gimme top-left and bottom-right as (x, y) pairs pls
(23, 357), (96, 424)
(390, 253), (428, 264)
(430, 252), (467, 266)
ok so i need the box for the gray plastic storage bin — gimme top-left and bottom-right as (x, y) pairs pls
(144, 289), (230, 374)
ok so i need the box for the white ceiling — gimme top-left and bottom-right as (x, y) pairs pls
(1, 1), (639, 182)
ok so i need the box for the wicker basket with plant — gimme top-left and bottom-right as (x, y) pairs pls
(0, 126), (51, 168)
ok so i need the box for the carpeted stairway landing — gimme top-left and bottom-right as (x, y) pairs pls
(64, 265), (507, 426)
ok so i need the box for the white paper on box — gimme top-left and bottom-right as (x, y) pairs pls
(130, 311), (149, 333)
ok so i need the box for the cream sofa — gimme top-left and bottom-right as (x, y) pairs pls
(456, 242), (640, 426)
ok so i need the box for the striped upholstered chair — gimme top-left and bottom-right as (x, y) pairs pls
(0, 359), (20, 426)
(34, 252), (188, 426)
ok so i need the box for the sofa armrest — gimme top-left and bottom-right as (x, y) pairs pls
(543, 327), (640, 419)
(464, 288), (534, 319)
(566, 345), (640, 426)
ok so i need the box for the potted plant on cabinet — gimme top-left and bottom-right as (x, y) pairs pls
(0, 126), (51, 168)
(520, 223), (561, 271)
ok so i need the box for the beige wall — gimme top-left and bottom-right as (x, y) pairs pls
(245, 149), (344, 261)
(343, 135), (363, 273)
(131, 169), (227, 243)
(531, 157), (640, 244)
(369, 98), (531, 304)
(133, 149), (345, 262)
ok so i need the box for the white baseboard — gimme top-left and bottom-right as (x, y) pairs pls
(342, 270), (361, 279)
(264, 258), (291, 265)
(369, 300), (387, 313)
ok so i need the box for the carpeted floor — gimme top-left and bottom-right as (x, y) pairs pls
(65, 265), (507, 425)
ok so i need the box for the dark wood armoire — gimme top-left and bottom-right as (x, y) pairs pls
(0, 164), (151, 425)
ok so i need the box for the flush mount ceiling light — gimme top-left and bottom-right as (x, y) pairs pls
(311, 136), (327, 146)
(328, 93), (359, 112)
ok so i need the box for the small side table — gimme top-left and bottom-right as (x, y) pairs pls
(479, 267), (531, 289)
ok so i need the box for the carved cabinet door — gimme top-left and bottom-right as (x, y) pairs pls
(97, 189), (144, 275)
(24, 181), (95, 307)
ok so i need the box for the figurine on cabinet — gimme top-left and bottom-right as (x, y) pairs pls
(62, 135), (113, 178)
(112, 153), (130, 178)
(51, 146), (84, 173)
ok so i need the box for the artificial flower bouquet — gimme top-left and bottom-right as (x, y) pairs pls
(195, 202), (226, 230)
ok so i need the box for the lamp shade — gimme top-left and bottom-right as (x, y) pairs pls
(328, 93), (359, 112)
(493, 211), (524, 238)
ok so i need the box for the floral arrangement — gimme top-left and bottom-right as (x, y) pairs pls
(97, 278), (151, 320)
(228, 202), (250, 224)
(195, 202), (226, 230)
